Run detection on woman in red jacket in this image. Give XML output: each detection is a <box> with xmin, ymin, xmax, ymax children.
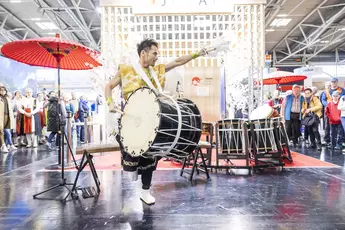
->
<box><xmin>268</xmin><ymin>90</ymin><xmax>283</xmax><ymax>114</ymax></box>
<box><xmin>325</xmin><ymin>91</ymin><xmax>343</xmax><ymax>150</ymax></box>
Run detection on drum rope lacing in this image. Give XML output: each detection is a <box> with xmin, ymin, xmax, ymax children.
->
<box><xmin>130</xmin><ymin>62</ymin><xmax>183</xmax><ymax>156</ymax></box>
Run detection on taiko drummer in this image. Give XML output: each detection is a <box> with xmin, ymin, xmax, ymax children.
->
<box><xmin>105</xmin><ymin>38</ymin><xmax>207</xmax><ymax>205</ymax></box>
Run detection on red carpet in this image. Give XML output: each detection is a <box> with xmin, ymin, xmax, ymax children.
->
<box><xmin>43</xmin><ymin>150</ymin><xmax>339</xmax><ymax>172</ymax></box>
<box><xmin>284</xmin><ymin>151</ymin><xmax>339</xmax><ymax>168</ymax></box>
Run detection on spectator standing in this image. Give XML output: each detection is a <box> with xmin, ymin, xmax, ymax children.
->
<box><xmin>301</xmin><ymin>88</ymin><xmax>322</xmax><ymax>151</ymax></box>
<box><xmin>78</xmin><ymin>96</ymin><xmax>89</xmax><ymax>143</ymax></box>
<box><xmin>281</xmin><ymin>85</ymin><xmax>305</xmax><ymax>146</ymax></box>
<box><xmin>269</xmin><ymin>90</ymin><xmax>283</xmax><ymax>114</ymax></box>
<box><xmin>325</xmin><ymin>91</ymin><xmax>343</xmax><ymax>150</ymax></box>
<box><xmin>46</xmin><ymin>91</ymin><xmax>66</xmax><ymax>151</ymax></box>
<box><xmin>0</xmin><ymin>86</ymin><xmax>16</xmax><ymax>152</ymax></box>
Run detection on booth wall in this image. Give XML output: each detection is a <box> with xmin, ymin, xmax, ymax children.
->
<box><xmin>184</xmin><ymin>63</ymin><xmax>221</xmax><ymax>122</ymax></box>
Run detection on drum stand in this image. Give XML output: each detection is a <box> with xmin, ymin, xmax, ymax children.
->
<box><xmin>70</xmin><ymin>112</ymin><xmax>101</xmax><ymax>199</ymax></box>
<box><xmin>180</xmin><ymin>147</ymin><xmax>210</xmax><ymax>184</ymax></box>
<box><xmin>70</xmin><ymin>148</ymin><xmax>100</xmax><ymax>199</ymax></box>
<box><xmin>250</xmin><ymin>119</ymin><xmax>285</xmax><ymax>172</ymax></box>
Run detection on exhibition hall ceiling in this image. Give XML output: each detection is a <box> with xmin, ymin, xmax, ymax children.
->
<box><xmin>0</xmin><ymin>0</ymin><xmax>344</xmax><ymax>64</ymax></box>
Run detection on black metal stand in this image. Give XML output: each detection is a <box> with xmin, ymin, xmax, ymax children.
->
<box><xmin>70</xmin><ymin>149</ymin><xmax>100</xmax><ymax>199</ymax></box>
<box><xmin>33</xmin><ymin>54</ymin><xmax>78</xmax><ymax>202</ymax></box>
<box><xmin>180</xmin><ymin>147</ymin><xmax>210</xmax><ymax>184</ymax></box>
<box><xmin>250</xmin><ymin>119</ymin><xmax>285</xmax><ymax>173</ymax></box>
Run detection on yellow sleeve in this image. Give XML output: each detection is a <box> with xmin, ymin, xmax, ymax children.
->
<box><xmin>154</xmin><ymin>64</ymin><xmax>166</xmax><ymax>88</ymax></box>
<box><xmin>310</xmin><ymin>97</ymin><xmax>322</xmax><ymax>112</ymax></box>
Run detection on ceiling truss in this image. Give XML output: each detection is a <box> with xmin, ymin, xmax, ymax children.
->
<box><xmin>0</xmin><ymin>0</ymin><xmax>100</xmax><ymax>51</ymax></box>
<box><xmin>0</xmin><ymin>4</ymin><xmax>40</xmax><ymax>43</ymax></box>
<box><xmin>272</xmin><ymin>0</ymin><xmax>345</xmax><ymax>66</ymax></box>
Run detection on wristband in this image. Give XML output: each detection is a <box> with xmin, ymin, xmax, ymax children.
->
<box><xmin>106</xmin><ymin>97</ymin><xmax>113</xmax><ymax>106</ymax></box>
<box><xmin>191</xmin><ymin>52</ymin><xmax>200</xmax><ymax>59</ymax></box>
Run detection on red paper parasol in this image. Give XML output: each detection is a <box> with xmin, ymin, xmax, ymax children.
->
<box><xmin>1</xmin><ymin>33</ymin><xmax>101</xmax><ymax>70</ymax></box>
<box><xmin>0</xmin><ymin>34</ymin><xmax>102</xmax><ymax>201</ymax></box>
<box><xmin>263</xmin><ymin>71</ymin><xmax>307</xmax><ymax>85</ymax></box>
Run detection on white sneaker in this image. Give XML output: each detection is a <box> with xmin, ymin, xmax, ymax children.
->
<box><xmin>9</xmin><ymin>145</ymin><xmax>17</xmax><ymax>150</ymax></box>
<box><xmin>140</xmin><ymin>189</ymin><xmax>155</xmax><ymax>205</ymax></box>
<box><xmin>1</xmin><ymin>145</ymin><xmax>9</xmax><ymax>153</ymax></box>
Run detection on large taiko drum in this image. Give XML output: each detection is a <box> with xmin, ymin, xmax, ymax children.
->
<box><xmin>119</xmin><ymin>87</ymin><xmax>202</xmax><ymax>159</ymax></box>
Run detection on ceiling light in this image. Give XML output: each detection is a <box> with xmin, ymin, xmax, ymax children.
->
<box><xmin>320</xmin><ymin>40</ymin><xmax>329</xmax><ymax>43</ymax></box>
<box><xmin>36</xmin><ymin>22</ymin><xmax>58</xmax><ymax>30</ymax></box>
<box><xmin>337</xmin><ymin>28</ymin><xmax>345</xmax><ymax>31</ymax></box>
<box><xmin>265</xmin><ymin>29</ymin><xmax>275</xmax><ymax>32</ymax></box>
<box><xmin>97</xmin><ymin>7</ymin><xmax>102</xmax><ymax>14</ymax></box>
<box><xmin>277</xmin><ymin>14</ymin><xmax>288</xmax><ymax>17</ymax></box>
<box><xmin>31</xmin><ymin>18</ymin><xmax>41</xmax><ymax>21</ymax></box>
<box><xmin>10</xmin><ymin>0</ymin><xmax>22</xmax><ymax>2</ymax></box>
<box><xmin>270</xmin><ymin>18</ymin><xmax>292</xmax><ymax>27</ymax></box>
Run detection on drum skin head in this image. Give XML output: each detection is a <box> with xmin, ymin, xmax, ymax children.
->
<box><xmin>249</xmin><ymin>105</ymin><xmax>273</xmax><ymax>120</ymax></box>
<box><xmin>120</xmin><ymin>88</ymin><xmax>160</xmax><ymax>157</ymax></box>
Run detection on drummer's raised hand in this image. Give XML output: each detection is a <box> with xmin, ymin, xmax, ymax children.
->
<box><xmin>109</xmin><ymin>103</ymin><xmax>123</xmax><ymax>114</ymax></box>
<box><xmin>107</xmin><ymin>97</ymin><xmax>121</xmax><ymax>114</ymax></box>
<box><xmin>198</xmin><ymin>48</ymin><xmax>208</xmax><ymax>57</ymax></box>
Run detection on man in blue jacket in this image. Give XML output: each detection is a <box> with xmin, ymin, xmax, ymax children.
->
<box><xmin>320</xmin><ymin>78</ymin><xmax>345</xmax><ymax>145</ymax></box>
<box><xmin>281</xmin><ymin>85</ymin><xmax>304</xmax><ymax>146</ymax></box>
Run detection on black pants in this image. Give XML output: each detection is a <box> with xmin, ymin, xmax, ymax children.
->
<box><xmin>324</xmin><ymin>115</ymin><xmax>330</xmax><ymax>143</ymax></box>
<box><xmin>307</xmin><ymin>121</ymin><xmax>321</xmax><ymax>145</ymax></box>
<box><xmin>141</xmin><ymin>170</ymin><xmax>153</xmax><ymax>190</ymax></box>
<box><xmin>116</xmin><ymin>135</ymin><xmax>154</xmax><ymax>189</ymax></box>
<box><xmin>286</xmin><ymin>113</ymin><xmax>301</xmax><ymax>144</ymax></box>
<box><xmin>304</xmin><ymin>127</ymin><xmax>309</xmax><ymax>140</ymax></box>
<box><xmin>330</xmin><ymin>124</ymin><xmax>344</xmax><ymax>147</ymax></box>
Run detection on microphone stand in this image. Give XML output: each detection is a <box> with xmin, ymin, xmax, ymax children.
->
<box><xmin>176</xmin><ymin>81</ymin><xmax>181</xmax><ymax>98</ymax></box>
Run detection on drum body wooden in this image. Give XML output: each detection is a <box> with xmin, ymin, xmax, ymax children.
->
<box><xmin>119</xmin><ymin>87</ymin><xmax>202</xmax><ymax>159</ymax></box>
<box><xmin>217</xmin><ymin>119</ymin><xmax>247</xmax><ymax>154</ymax></box>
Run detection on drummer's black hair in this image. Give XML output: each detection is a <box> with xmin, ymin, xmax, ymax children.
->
<box><xmin>137</xmin><ymin>38</ymin><xmax>158</xmax><ymax>57</ymax></box>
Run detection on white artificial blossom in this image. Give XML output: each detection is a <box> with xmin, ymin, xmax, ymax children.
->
<box><xmin>87</xmin><ymin>33</ymin><xmax>144</xmax><ymax>140</ymax></box>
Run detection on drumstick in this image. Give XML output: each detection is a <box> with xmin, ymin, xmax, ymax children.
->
<box><xmin>114</xmin><ymin>108</ymin><xmax>124</xmax><ymax>115</ymax></box>
<box><xmin>110</xmin><ymin>107</ymin><xmax>124</xmax><ymax>115</ymax></box>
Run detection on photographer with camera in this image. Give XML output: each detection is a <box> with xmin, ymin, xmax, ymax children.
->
<box><xmin>46</xmin><ymin>91</ymin><xmax>67</xmax><ymax>151</ymax></box>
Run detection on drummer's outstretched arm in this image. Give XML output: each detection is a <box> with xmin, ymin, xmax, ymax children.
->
<box><xmin>105</xmin><ymin>71</ymin><xmax>121</xmax><ymax>106</ymax></box>
<box><xmin>165</xmin><ymin>48</ymin><xmax>207</xmax><ymax>72</ymax></box>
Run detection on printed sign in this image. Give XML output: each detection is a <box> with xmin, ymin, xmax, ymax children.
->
<box><xmin>192</xmin><ymin>76</ymin><xmax>201</xmax><ymax>86</ymax></box>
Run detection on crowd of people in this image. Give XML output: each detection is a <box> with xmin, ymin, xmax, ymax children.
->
<box><xmin>3</xmin><ymin>76</ymin><xmax>345</xmax><ymax>156</ymax></box>
<box><xmin>0</xmin><ymin>84</ymin><xmax>91</xmax><ymax>153</ymax></box>
<box><xmin>270</xmin><ymin>77</ymin><xmax>345</xmax><ymax>151</ymax></box>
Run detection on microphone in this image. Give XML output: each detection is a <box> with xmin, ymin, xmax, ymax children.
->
<box><xmin>176</xmin><ymin>81</ymin><xmax>180</xmax><ymax>93</ymax></box>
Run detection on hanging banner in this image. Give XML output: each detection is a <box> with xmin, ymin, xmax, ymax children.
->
<box><xmin>101</xmin><ymin>0</ymin><xmax>266</xmax><ymax>13</ymax></box>
<box><xmin>133</xmin><ymin>0</ymin><xmax>234</xmax><ymax>14</ymax></box>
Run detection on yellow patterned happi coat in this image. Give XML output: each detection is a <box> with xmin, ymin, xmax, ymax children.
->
<box><xmin>119</xmin><ymin>64</ymin><xmax>166</xmax><ymax>101</ymax></box>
